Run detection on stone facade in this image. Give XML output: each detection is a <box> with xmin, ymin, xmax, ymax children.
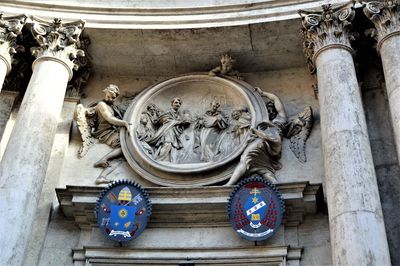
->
<box><xmin>0</xmin><ymin>1</ymin><xmax>399</xmax><ymax>266</ymax></box>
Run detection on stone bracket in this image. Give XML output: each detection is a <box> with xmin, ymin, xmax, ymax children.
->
<box><xmin>56</xmin><ymin>182</ymin><xmax>323</xmax><ymax>230</ymax></box>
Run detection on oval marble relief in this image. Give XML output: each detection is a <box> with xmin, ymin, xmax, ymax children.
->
<box><xmin>121</xmin><ymin>74</ymin><xmax>267</xmax><ymax>186</ymax></box>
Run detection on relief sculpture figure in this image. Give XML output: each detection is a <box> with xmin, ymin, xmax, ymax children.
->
<box><xmin>136</xmin><ymin>104</ymin><xmax>161</xmax><ymax>155</ymax></box>
<box><xmin>208</xmin><ymin>54</ymin><xmax>242</xmax><ymax>80</ymax></box>
<box><xmin>146</xmin><ymin>98</ymin><xmax>191</xmax><ymax>163</ymax></box>
<box><xmin>195</xmin><ymin>101</ymin><xmax>229</xmax><ymax>162</ymax></box>
<box><xmin>75</xmin><ymin>84</ymin><xmax>131</xmax><ymax>184</ymax></box>
<box><xmin>226</xmin><ymin>87</ymin><xmax>313</xmax><ymax>185</ymax></box>
<box><xmin>230</xmin><ymin>108</ymin><xmax>251</xmax><ymax>144</ymax></box>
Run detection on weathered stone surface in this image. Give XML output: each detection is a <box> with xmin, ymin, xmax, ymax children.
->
<box><xmin>363</xmin><ymin>81</ymin><xmax>400</xmax><ymax>266</ymax></box>
<box><xmin>0</xmin><ymin>59</ymin><xmax>70</xmax><ymax>265</ymax></box>
<box><xmin>0</xmin><ymin>90</ymin><xmax>18</xmax><ymax>142</ymax></box>
<box><xmin>37</xmin><ymin>218</ymin><xmax>80</xmax><ymax>266</ymax></box>
<box><xmin>321</xmin><ymin>50</ymin><xmax>389</xmax><ymax>262</ymax></box>
<box><xmin>298</xmin><ymin>215</ymin><xmax>332</xmax><ymax>266</ymax></box>
<box><xmin>0</xmin><ymin>61</ymin><xmax>7</xmax><ymax>90</ymax></box>
<box><xmin>81</xmin><ymin>21</ymin><xmax>307</xmax><ymax>76</ymax></box>
<box><xmin>378</xmin><ymin>34</ymin><xmax>400</xmax><ymax>166</ymax></box>
<box><xmin>315</xmin><ymin>46</ymin><xmax>390</xmax><ymax>266</ymax></box>
<box><xmin>26</xmin><ymin>99</ymin><xmax>79</xmax><ymax>265</ymax></box>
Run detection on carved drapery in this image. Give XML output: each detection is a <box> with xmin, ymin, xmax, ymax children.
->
<box><xmin>30</xmin><ymin>17</ymin><xmax>85</xmax><ymax>80</ymax></box>
<box><xmin>0</xmin><ymin>13</ymin><xmax>27</xmax><ymax>74</ymax></box>
<box><xmin>364</xmin><ymin>0</ymin><xmax>400</xmax><ymax>50</ymax></box>
<box><xmin>299</xmin><ymin>3</ymin><xmax>355</xmax><ymax>74</ymax></box>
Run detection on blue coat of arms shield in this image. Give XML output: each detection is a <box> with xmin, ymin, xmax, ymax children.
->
<box><xmin>109</xmin><ymin>205</ymin><xmax>137</xmax><ymax>232</ymax></box>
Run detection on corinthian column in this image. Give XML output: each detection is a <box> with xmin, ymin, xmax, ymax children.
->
<box><xmin>0</xmin><ymin>13</ymin><xmax>27</xmax><ymax>90</ymax></box>
<box><xmin>364</xmin><ymin>1</ymin><xmax>400</xmax><ymax>165</ymax></box>
<box><xmin>0</xmin><ymin>18</ymin><xmax>85</xmax><ymax>265</ymax></box>
<box><xmin>300</xmin><ymin>4</ymin><xmax>391</xmax><ymax>265</ymax></box>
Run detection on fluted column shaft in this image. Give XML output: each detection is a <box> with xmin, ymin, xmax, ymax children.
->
<box><xmin>300</xmin><ymin>4</ymin><xmax>391</xmax><ymax>265</ymax></box>
<box><xmin>365</xmin><ymin>1</ymin><xmax>400</xmax><ymax>165</ymax></box>
<box><xmin>0</xmin><ymin>18</ymin><xmax>85</xmax><ymax>265</ymax></box>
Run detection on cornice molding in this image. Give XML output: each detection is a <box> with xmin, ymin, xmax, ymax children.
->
<box><xmin>1</xmin><ymin>0</ymin><xmax>350</xmax><ymax>29</ymax></box>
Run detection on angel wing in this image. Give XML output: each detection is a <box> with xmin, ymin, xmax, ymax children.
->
<box><xmin>286</xmin><ymin>106</ymin><xmax>314</xmax><ymax>163</ymax></box>
<box><xmin>74</xmin><ymin>104</ymin><xmax>96</xmax><ymax>158</ymax></box>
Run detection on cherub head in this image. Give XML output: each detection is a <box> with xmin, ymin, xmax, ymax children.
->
<box><xmin>220</xmin><ymin>54</ymin><xmax>235</xmax><ymax>71</ymax></box>
<box><xmin>103</xmin><ymin>84</ymin><xmax>120</xmax><ymax>103</ymax></box>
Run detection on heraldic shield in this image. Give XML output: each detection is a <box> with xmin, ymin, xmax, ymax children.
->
<box><xmin>96</xmin><ymin>180</ymin><xmax>152</xmax><ymax>242</ymax></box>
<box><xmin>227</xmin><ymin>175</ymin><xmax>284</xmax><ymax>241</ymax></box>
<box><xmin>244</xmin><ymin>188</ymin><xmax>269</xmax><ymax>229</ymax></box>
<box><xmin>109</xmin><ymin>204</ymin><xmax>137</xmax><ymax>232</ymax></box>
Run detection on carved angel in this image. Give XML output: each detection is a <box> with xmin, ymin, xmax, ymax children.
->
<box><xmin>208</xmin><ymin>54</ymin><xmax>243</xmax><ymax>80</ymax></box>
<box><xmin>74</xmin><ymin>84</ymin><xmax>131</xmax><ymax>184</ymax></box>
<box><xmin>286</xmin><ymin>106</ymin><xmax>313</xmax><ymax>163</ymax></box>
<box><xmin>226</xmin><ymin>88</ymin><xmax>314</xmax><ymax>185</ymax></box>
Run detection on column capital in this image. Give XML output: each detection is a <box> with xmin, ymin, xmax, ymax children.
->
<box><xmin>30</xmin><ymin>17</ymin><xmax>85</xmax><ymax>81</ymax></box>
<box><xmin>364</xmin><ymin>1</ymin><xmax>400</xmax><ymax>50</ymax></box>
<box><xmin>0</xmin><ymin>13</ymin><xmax>28</xmax><ymax>74</ymax></box>
<box><xmin>299</xmin><ymin>3</ymin><xmax>356</xmax><ymax>73</ymax></box>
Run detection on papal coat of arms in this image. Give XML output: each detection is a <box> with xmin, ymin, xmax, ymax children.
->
<box><xmin>96</xmin><ymin>180</ymin><xmax>152</xmax><ymax>242</ymax></box>
<box><xmin>227</xmin><ymin>175</ymin><xmax>284</xmax><ymax>241</ymax></box>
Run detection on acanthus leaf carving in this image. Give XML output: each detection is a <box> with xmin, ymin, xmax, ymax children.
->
<box><xmin>0</xmin><ymin>13</ymin><xmax>28</xmax><ymax>73</ymax></box>
<box><xmin>30</xmin><ymin>17</ymin><xmax>85</xmax><ymax>77</ymax></box>
<box><xmin>364</xmin><ymin>0</ymin><xmax>400</xmax><ymax>50</ymax></box>
<box><xmin>66</xmin><ymin>36</ymin><xmax>92</xmax><ymax>98</ymax></box>
<box><xmin>299</xmin><ymin>3</ymin><xmax>356</xmax><ymax>74</ymax></box>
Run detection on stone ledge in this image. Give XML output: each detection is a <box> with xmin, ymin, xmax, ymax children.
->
<box><xmin>56</xmin><ymin>182</ymin><xmax>323</xmax><ymax>229</ymax></box>
<box><xmin>73</xmin><ymin>245</ymin><xmax>303</xmax><ymax>265</ymax></box>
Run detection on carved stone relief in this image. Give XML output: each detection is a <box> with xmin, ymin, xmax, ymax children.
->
<box><xmin>136</xmin><ymin>97</ymin><xmax>250</xmax><ymax>165</ymax></box>
<box><xmin>75</xmin><ymin>84</ymin><xmax>131</xmax><ymax>184</ymax></box>
<box><xmin>74</xmin><ymin>57</ymin><xmax>313</xmax><ymax>187</ymax></box>
<box><xmin>119</xmin><ymin>74</ymin><xmax>268</xmax><ymax>186</ymax></box>
<box><xmin>208</xmin><ymin>54</ymin><xmax>242</xmax><ymax>80</ymax></box>
<box><xmin>118</xmin><ymin>74</ymin><xmax>313</xmax><ymax>186</ymax></box>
